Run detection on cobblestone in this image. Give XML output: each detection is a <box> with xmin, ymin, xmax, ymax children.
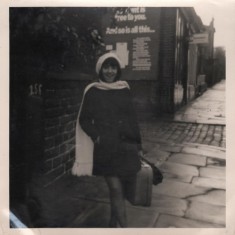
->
<box><xmin>141</xmin><ymin>121</ymin><xmax>225</xmax><ymax>148</ymax></box>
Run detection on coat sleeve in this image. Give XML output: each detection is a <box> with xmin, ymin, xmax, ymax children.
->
<box><xmin>79</xmin><ymin>89</ymin><xmax>99</xmax><ymax>142</ymax></box>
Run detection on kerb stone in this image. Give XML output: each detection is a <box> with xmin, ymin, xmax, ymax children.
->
<box><xmin>159</xmin><ymin>145</ymin><xmax>183</xmax><ymax>153</ymax></box>
<box><xmin>182</xmin><ymin>147</ymin><xmax>225</xmax><ymax>160</ymax></box>
<box><xmin>169</xmin><ymin>153</ymin><xmax>207</xmax><ymax>166</ymax></box>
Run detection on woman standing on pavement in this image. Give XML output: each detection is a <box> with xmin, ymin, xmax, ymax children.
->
<box><xmin>72</xmin><ymin>51</ymin><xmax>144</xmax><ymax>227</ymax></box>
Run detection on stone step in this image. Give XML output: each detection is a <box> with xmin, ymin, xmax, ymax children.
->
<box><xmin>188</xmin><ymin>189</ymin><xmax>225</xmax><ymax>206</ymax></box>
<box><xmin>185</xmin><ymin>201</ymin><xmax>225</xmax><ymax>225</ymax></box>
<box><xmin>153</xmin><ymin>180</ymin><xmax>209</xmax><ymax>198</ymax></box>
<box><xmin>154</xmin><ymin>214</ymin><xmax>224</xmax><ymax>228</ymax></box>
<box><xmin>169</xmin><ymin>153</ymin><xmax>207</xmax><ymax>166</ymax></box>
<box><xmin>192</xmin><ymin>177</ymin><xmax>225</xmax><ymax>190</ymax></box>
<box><xmin>199</xmin><ymin>167</ymin><xmax>225</xmax><ymax>180</ymax></box>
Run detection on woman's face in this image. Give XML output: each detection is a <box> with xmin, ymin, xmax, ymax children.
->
<box><xmin>101</xmin><ymin>64</ymin><xmax>118</xmax><ymax>83</ymax></box>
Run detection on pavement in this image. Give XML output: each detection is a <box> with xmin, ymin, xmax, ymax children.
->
<box><xmin>174</xmin><ymin>80</ymin><xmax>225</xmax><ymax>125</ymax></box>
<box><xmin>3</xmin><ymin>80</ymin><xmax>226</xmax><ymax>231</ymax></box>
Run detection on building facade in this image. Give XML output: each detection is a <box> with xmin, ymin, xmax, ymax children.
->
<box><xmin>101</xmin><ymin>7</ymin><xmax>210</xmax><ymax>114</ymax></box>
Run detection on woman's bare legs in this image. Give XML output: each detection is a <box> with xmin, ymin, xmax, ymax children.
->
<box><xmin>105</xmin><ymin>176</ymin><xmax>127</xmax><ymax>228</ymax></box>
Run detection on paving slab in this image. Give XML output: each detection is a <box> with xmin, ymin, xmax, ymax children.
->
<box><xmin>207</xmin><ymin>157</ymin><xmax>226</xmax><ymax>167</ymax></box>
<box><xmin>153</xmin><ymin>180</ymin><xmax>209</xmax><ymax>198</ymax></box>
<box><xmin>72</xmin><ymin>180</ymin><xmax>109</xmax><ymax>201</ymax></box>
<box><xmin>162</xmin><ymin>172</ymin><xmax>193</xmax><ymax>183</ymax></box>
<box><xmin>185</xmin><ymin>201</ymin><xmax>225</xmax><ymax>225</ymax></box>
<box><xmin>192</xmin><ymin>177</ymin><xmax>225</xmax><ymax>190</ymax></box>
<box><xmin>151</xmin><ymin>194</ymin><xmax>188</xmax><ymax>216</ymax></box>
<box><xmin>188</xmin><ymin>189</ymin><xmax>225</xmax><ymax>206</ymax></box>
<box><xmin>154</xmin><ymin>214</ymin><xmax>224</xmax><ymax>228</ymax></box>
<box><xmin>199</xmin><ymin>167</ymin><xmax>225</xmax><ymax>180</ymax></box>
<box><xmin>160</xmin><ymin>162</ymin><xmax>199</xmax><ymax>177</ymax></box>
<box><xmin>144</xmin><ymin>147</ymin><xmax>170</xmax><ymax>166</ymax></box>
<box><xmin>69</xmin><ymin>202</ymin><xmax>160</xmax><ymax>228</ymax></box>
<box><xmin>182</xmin><ymin>146</ymin><xmax>226</xmax><ymax>160</ymax></box>
<box><xmin>68</xmin><ymin>203</ymin><xmax>104</xmax><ymax>227</ymax></box>
<box><xmin>169</xmin><ymin>153</ymin><xmax>207</xmax><ymax>166</ymax></box>
<box><xmin>126</xmin><ymin>206</ymin><xmax>159</xmax><ymax>228</ymax></box>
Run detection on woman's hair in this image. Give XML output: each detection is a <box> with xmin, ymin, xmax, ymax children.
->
<box><xmin>99</xmin><ymin>57</ymin><xmax>122</xmax><ymax>82</ymax></box>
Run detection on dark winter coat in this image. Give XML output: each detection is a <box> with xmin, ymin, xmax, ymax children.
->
<box><xmin>79</xmin><ymin>86</ymin><xmax>142</xmax><ymax>176</ymax></box>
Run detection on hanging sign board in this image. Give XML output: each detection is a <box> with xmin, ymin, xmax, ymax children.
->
<box><xmin>101</xmin><ymin>7</ymin><xmax>161</xmax><ymax>80</ymax></box>
<box><xmin>189</xmin><ymin>33</ymin><xmax>209</xmax><ymax>44</ymax></box>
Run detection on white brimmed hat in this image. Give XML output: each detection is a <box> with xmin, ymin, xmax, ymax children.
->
<box><xmin>95</xmin><ymin>51</ymin><xmax>122</xmax><ymax>75</ymax></box>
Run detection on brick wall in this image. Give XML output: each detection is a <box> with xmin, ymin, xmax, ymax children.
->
<box><xmin>43</xmin><ymin>74</ymin><xmax>92</xmax><ymax>186</ymax></box>
<box><xmin>158</xmin><ymin>8</ymin><xmax>177</xmax><ymax>113</ymax></box>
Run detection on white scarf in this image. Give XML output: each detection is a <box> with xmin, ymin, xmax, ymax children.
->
<box><xmin>71</xmin><ymin>80</ymin><xmax>130</xmax><ymax>176</ymax></box>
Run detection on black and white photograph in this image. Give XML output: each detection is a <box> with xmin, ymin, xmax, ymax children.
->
<box><xmin>0</xmin><ymin>0</ymin><xmax>234</xmax><ymax>234</ymax></box>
